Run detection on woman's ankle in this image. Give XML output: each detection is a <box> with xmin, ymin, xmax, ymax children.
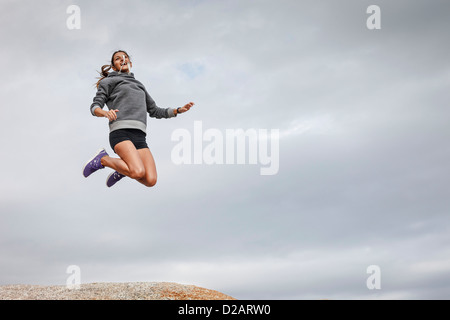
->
<box><xmin>100</xmin><ymin>155</ymin><xmax>109</xmax><ymax>167</ymax></box>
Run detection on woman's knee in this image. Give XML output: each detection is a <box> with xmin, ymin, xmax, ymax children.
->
<box><xmin>129</xmin><ymin>166</ymin><xmax>145</xmax><ymax>180</ymax></box>
<box><xmin>144</xmin><ymin>176</ymin><xmax>157</xmax><ymax>187</ymax></box>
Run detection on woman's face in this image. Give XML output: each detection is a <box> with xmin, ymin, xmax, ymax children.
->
<box><xmin>112</xmin><ymin>52</ymin><xmax>132</xmax><ymax>72</ymax></box>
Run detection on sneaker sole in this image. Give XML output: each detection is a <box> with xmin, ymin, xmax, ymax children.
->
<box><xmin>82</xmin><ymin>148</ymin><xmax>106</xmax><ymax>178</ymax></box>
<box><xmin>106</xmin><ymin>171</ymin><xmax>115</xmax><ymax>187</ymax></box>
<box><xmin>106</xmin><ymin>171</ymin><xmax>124</xmax><ymax>188</ymax></box>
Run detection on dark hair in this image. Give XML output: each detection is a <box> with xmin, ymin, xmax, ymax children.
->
<box><xmin>95</xmin><ymin>50</ymin><xmax>130</xmax><ymax>88</ymax></box>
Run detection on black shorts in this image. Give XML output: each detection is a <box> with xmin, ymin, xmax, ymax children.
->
<box><xmin>109</xmin><ymin>129</ymin><xmax>149</xmax><ymax>153</ymax></box>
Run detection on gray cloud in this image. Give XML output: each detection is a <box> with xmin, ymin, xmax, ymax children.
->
<box><xmin>1</xmin><ymin>0</ymin><xmax>450</xmax><ymax>299</ymax></box>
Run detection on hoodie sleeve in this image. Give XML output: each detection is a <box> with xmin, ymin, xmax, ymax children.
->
<box><xmin>90</xmin><ymin>80</ymin><xmax>110</xmax><ymax>116</ymax></box>
<box><xmin>145</xmin><ymin>90</ymin><xmax>177</xmax><ymax>119</ymax></box>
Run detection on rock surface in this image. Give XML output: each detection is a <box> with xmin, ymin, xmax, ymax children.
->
<box><xmin>0</xmin><ymin>282</ymin><xmax>236</xmax><ymax>300</ymax></box>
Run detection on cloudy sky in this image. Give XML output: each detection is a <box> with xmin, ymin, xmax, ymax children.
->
<box><xmin>1</xmin><ymin>0</ymin><xmax>450</xmax><ymax>299</ymax></box>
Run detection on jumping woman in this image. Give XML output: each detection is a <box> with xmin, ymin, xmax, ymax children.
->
<box><xmin>83</xmin><ymin>50</ymin><xmax>194</xmax><ymax>187</ymax></box>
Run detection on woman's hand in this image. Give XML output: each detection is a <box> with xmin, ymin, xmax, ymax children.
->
<box><xmin>94</xmin><ymin>108</ymin><xmax>119</xmax><ymax>121</ymax></box>
<box><xmin>176</xmin><ymin>102</ymin><xmax>195</xmax><ymax>115</ymax></box>
<box><xmin>104</xmin><ymin>109</ymin><xmax>119</xmax><ymax>121</ymax></box>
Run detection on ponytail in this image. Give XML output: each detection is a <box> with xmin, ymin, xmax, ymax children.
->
<box><xmin>95</xmin><ymin>64</ymin><xmax>112</xmax><ymax>88</ymax></box>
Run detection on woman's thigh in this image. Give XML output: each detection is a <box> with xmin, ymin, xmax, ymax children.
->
<box><xmin>114</xmin><ymin>140</ymin><xmax>145</xmax><ymax>178</ymax></box>
<box><xmin>137</xmin><ymin>147</ymin><xmax>157</xmax><ymax>186</ymax></box>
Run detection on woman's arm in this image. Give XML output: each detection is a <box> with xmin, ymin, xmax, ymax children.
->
<box><xmin>173</xmin><ymin>102</ymin><xmax>195</xmax><ymax>115</ymax></box>
<box><xmin>90</xmin><ymin>80</ymin><xmax>111</xmax><ymax>116</ymax></box>
<box><xmin>145</xmin><ymin>91</ymin><xmax>176</xmax><ymax>119</ymax></box>
<box><xmin>94</xmin><ymin>108</ymin><xmax>119</xmax><ymax>121</ymax></box>
<box><xmin>144</xmin><ymin>86</ymin><xmax>194</xmax><ymax>118</ymax></box>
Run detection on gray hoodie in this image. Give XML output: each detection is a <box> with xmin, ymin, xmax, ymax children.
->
<box><xmin>90</xmin><ymin>71</ymin><xmax>176</xmax><ymax>133</ymax></box>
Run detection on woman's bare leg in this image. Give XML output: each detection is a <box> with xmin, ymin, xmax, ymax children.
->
<box><xmin>100</xmin><ymin>141</ymin><xmax>145</xmax><ymax>180</ymax></box>
<box><xmin>100</xmin><ymin>142</ymin><xmax>157</xmax><ymax>187</ymax></box>
<box><xmin>136</xmin><ymin>148</ymin><xmax>158</xmax><ymax>187</ymax></box>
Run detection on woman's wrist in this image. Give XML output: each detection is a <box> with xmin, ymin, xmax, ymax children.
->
<box><xmin>94</xmin><ymin>107</ymin><xmax>106</xmax><ymax>117</ymax></box>
<box><xmin>102</xmin><ymin>110</ymin><xmax>110</xmax><ymax>118</ymax></box>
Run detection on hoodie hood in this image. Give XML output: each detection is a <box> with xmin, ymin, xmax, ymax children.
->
<box><xmin>107</xmin><ymin>71</ymin><xmax>135</xmax><ymax>78</ymax></box>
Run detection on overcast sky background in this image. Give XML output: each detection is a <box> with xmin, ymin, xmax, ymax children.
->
<box><xmin>1</xmin><ymin>0</ymin><xmax>450</xmax><ymax>299</ymax></box>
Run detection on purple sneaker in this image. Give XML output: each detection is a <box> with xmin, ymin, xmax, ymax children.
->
<box><xmin>106</xmin><ymin>171</ymin><xmax>125</xmax><ymax>187</ymax></box>
<box><xmin>83</xmin><ymin>148</ymin><xmax>108</xmax><ymax>178</ymax></box>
